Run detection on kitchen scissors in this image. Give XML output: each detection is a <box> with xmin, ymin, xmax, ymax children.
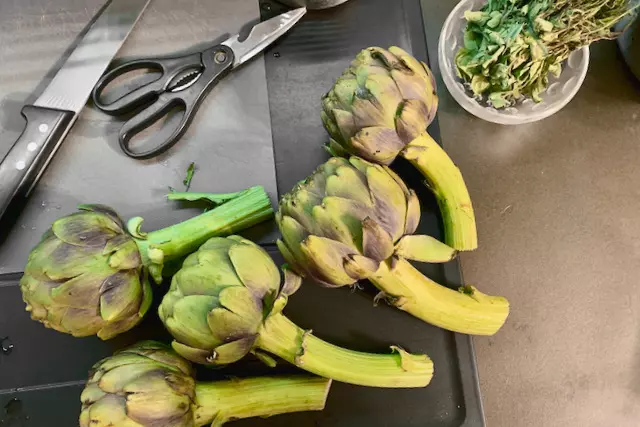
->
<box><xmin>92</xmin><ymin>7</ymin><xmax>306</xmax><ymax>159</ymax></box>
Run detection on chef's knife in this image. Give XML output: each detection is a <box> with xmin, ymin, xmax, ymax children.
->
<box><xmin>0</xmin><ymin>0</ymin><xmax>151</xmax><ymax>219</ymax></box>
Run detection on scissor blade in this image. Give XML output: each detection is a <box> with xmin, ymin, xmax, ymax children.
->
<box><xmin>222</xmin><ymin>7</ymin><xmax>307</xmax><ymax>68</ymax></box>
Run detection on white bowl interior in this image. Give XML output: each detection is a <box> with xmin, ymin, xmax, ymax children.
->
<box><xmin>437</xmin><ymin>0</ymin><xmax>589</xmax><ymax>125</ymax></box>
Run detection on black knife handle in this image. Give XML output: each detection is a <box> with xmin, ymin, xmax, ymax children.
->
<box><xmin>0</xmin><ymin>105</ymin><xmax>74</xmax><ymax>219</ymax></box>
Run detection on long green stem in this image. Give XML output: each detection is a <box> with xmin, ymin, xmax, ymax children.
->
<box><xmin>193</xmin><ymin>376</ymin><xmax>331</xmax><ymax>427</ymax></box>
<box><xmin>256</xmin><ymin>313</ymin><xmax>433</xmax><ymax>388</ymax></box>
<box><xmin>370</xmin><ymin>258</ymin><xmax>509</xmax><ymax>336</ymax></box>
<box><xmin>402</xmin><ymin>133</ymin><xmax>478</xmax><ymax>251</ymax></box>
<box><xmin>135</xmin><ymin>186</ymin><xmax>273</xmax><ymax>264</ymax></box>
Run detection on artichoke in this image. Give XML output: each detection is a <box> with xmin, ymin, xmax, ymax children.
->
<box><xmin>321</xmin><ymin>46</ymin><xmax>478</xmax><ymax>251</ymax></box>
<box><xmin>159</xmin><ymin>236</ymin><xmax>433</xmax><ymax>388</ymax></box>
<box><xmin>277</xmin><ymin>156</ymin><xmax>509</xmax><ymax>336</ymax></box>
<box><xmin>80</xmin><ymin>341</ymin><xmax>330</xmax><ymax>427</ymax></box>
<box><xmin>21</xmin><ymin>186</ymin><xmax>273</xmax><ymax>340</ymax></box>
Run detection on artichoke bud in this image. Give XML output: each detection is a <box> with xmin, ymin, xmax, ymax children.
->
<box><xmin>322</xmin><ymin>46</ymin><xmax>438</xmax><ymax>162</ymax></box>
<box><xmin>277</xmin><ymin>156</ymin><xmax>422</xmax><ymax>288</ymax></box>
<box><xmin>20</xmin><ymin>205</ymin><xmax>152</xmax><ymax>340</ymax></box>
<box><xmin>80</xmin><ymin>341</ymin><xmax>196</xmax><ymax>427</ymax></box>
<box><xmin>159</xmin><ymin>236</ymin><xmax>297</xmax><ymax>366</ymax></box>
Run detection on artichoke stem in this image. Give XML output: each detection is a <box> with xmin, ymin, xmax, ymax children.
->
<box><xmin>402</xmin><ymin>133</ymin><xmax>478</xmax><ymax>251</ymax></box>
<box><xmin>136</xmin><ymin>186</ymin><xmax>273</xmax><ymax>264</ymax></box>
<box><xmin>256</xmin><ymin>313</ymin><xmax>433</xmax><ymax>388</ymax></box>
<box><xmin>370</xmin><ymin>259</ymin><xmax>509</xmax><ymax>335</ymax></box>
<box><xmin>193</xmin><ymin>376</ymin><xmax>330</xmax><ymax>426</ymax></box>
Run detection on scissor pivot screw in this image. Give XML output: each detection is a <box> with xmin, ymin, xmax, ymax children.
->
<box><xmin>214</xmin><ymin>51</ymin><xmax>228</xmax><ymax>63</ymax></box>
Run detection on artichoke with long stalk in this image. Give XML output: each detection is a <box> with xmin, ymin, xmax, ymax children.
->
<box><xmin>277</xmin><ymin>156</ymin><xmax>508</xmax><ymax>336</ymax></box>
<box><xmin>80</xmin><ymin>341</ymin><xmax>331</xmax><ymax>427</ymax></box>
<box><xmin>20</xmin><ymin>186</ymin><xmax>273</xmax><ymax>340</ymax></box>
<box><xmin>159</xmin><ymin>236</ymin><xmax>433</xmax><ymax>388</ymax></box>
<box><xmin>321</xmin><ymin>46</ymin><xmax>477</xmax><ymax>251</ymax></box>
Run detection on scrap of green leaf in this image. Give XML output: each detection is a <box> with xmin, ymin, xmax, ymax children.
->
<box><xmin>183</xmin><ymin>162</ymin><xmax>195</xmax><ymax>190</ymax></box>
<box><xmin>454</xmin><ymin>0</ymin><xmax>638</xmax><ymax>108</ymax></box>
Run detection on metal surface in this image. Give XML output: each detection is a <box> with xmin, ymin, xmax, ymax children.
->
<box><xmin>222</xmin><ymin>7</ymin><xmax>307</xmax><ymax>67</ymax></box>
<box><xmin>34</xmin><ymin>0</ymin><xmax>151</xmax><ymax>114</ymax></box>
<box><xmin>422</xmin><ymin>1</ymin><xmax>640</xmax><ymax>427</ymax></box>
<box><xmin>276</xmin><ymin>0</ymin><xmax>350</xmax><ymax>10</ymax></box>
<box><xmin>0</xmin><ymin>0</ymin><xmax>486</xmax><ymax>426</ymax></box>
<box><xmin>0</xmin><ymin>0</ymin><xmax>279</xmax><ymax>273</ymax></box>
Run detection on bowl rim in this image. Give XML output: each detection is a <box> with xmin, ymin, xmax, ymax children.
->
<box><xmin>437</xmin><ymin>0</ymin><xmax>590</xmax><ymax>125</ymax></box>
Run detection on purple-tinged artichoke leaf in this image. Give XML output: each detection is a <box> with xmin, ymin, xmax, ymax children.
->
<box><xmin>59</xmin><ymin>307</ymin><xmax>103</xmax><ymax>337</ymax></box>
<box><xmin>362</xmin><ymin>218</ymin><xmax>394</xmax><ymax>262</ymax></box>
<box><xmin>404</xmin><ymin>189</ymin><xmax>421</xmax><ymax>235</ymax></box>
<box><xmin>52</xmin><ymin>212</ymin><xmax>120</xmax><ymax>247</ymax></box>
<box><xmin>366</xmin><ymin>165</ymin><xmax>408</xmax><ymax>241</ymax></box>
<box><xmin>363</xmin><ymin>74</ymin><xmax>403</xmax><ymax>123</ymax></box>
<box><xmin>396</xmin><ymin>99</ymin><xmax>431</xmax><ymax>144</ymax></box>
<box><xmin>41</xmin><ymin>242</ymin><xmax>104</xmax><ymax>281</ymax></box>
<box><xmin>83</xmin><ymin>395</ymin><xmax>131</xmax><ymax>427</ymax></box>
<box><xmin>171</xmin><ymin>341</ymin><xmax>213</xmax><ymax>366</ymax></box>
<box><xmin>369</xmin><ymin>47</ymin><xmax>402</xmax><ymax>69</ymax></box>
<box><xmin>300</xmin><ymin>236</ymin><xmax>356</xmax><ymax>286</ymax></box>
<box><xmin>351</xmin><ymin>96</ymin><xmax>388</xmax><ymax>130</ymax></box>
<box><xmin>99</xmin><ymin>271</ymin><xmax>142</xmax><ymax>323</ymax></box>
<box><xmin>333</xmin><ymin>109</ymin><xmax>358</xmax><ymax>143</ymax></box>
<box><xmin>343</xmin><ymin>254</ymin><xmax>380</xmax><ymax>280</ymax></box>
<box><xmin>124</xmin><ymin>373</ymin><xmax>192</xmax><ymax>424</ymax></box>
<box><xmin>77</xmin><ymin>204</ymin><xmax>125</xmax><ymax>230</ymax></box>
<box><xmin>280</xmin><ymin>268</ymin><xmax>303</xmax><ymax>297</ymax></box>
<box><xmin>350</xmin><ymin>126</ymin><xmax>404</xmax><ymax>165</ymax></box>
<box><xmin>49</xmin><ymin>270</ymin><xmax>105</xmax><ymax>307</ymax></box>
<box><xmin>97</xmin><ymin>362</ymin><xmax>160</xmax><ymax>393</ymax></box>
<box><xmin>388</xmin><ymin>46</ymin><xmax>428</xmax><ymax>78</ymax></box>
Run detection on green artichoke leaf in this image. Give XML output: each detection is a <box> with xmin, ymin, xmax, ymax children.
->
<box><xmin>228</xmin><ymin>242</ymin><xmax>280</xmax><ymax>298</ymax></box>
<box><xmin>166</xmin><ymin>295</ymin><xmax>221</xmax><ymax>349</ymax></box>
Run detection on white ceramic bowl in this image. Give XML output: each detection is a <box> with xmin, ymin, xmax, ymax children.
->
<box><xmin>438</xmin><ymin>0</ymin><xmax>590</xmax><ymax>125</ymax></box>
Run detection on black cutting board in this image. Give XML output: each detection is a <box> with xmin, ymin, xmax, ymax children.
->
<box><xmin>0</xmin><ymin>0</ymin><xmax>485</xmax><ymax>426</ymax></box>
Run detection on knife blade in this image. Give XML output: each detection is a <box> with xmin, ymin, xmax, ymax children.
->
<box><xmin>0</xmin><ymin>0</ymin><xmax>151</xmax><ymax>219</ymax></box>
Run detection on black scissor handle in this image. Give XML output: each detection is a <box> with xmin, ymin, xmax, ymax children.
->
<box><xmin>118</xmin><ymin>94</ymin><xmax>189</xmax><ymax>159</ymax></box>
<box><xmin>117</xmin><ymin>45</ymin><xmax>235</xmax><ymax>159</ymax></box>
<box><xmin>92</xmin><ymin>55</ymin><xmax>201</xmax><ymax>115</ymax></box>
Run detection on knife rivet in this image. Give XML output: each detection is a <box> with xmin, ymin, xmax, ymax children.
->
<box><xmin>27</xmin><ymin>142</ymin><xmax>38</xmax><ymax>152</ymax></box>
<box><xmin>38</xmin><ymin>124</ymin><xmax>49</xmax><ymax>133</ymax></box>
<box><xmin>214</xmin><ymin>52</ymin><xmax>228</xmax><ymax>64</ymax></box>
<box><xmin>16</xmin><ymin>160</ymin><xmax>26</xmax><ymax>171</ymax></box>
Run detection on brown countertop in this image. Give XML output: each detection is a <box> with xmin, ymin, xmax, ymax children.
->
<box><xmin>424</xmin><ymin>2</ymin><xmax>640</xmax><ymax>426</ymax></box>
